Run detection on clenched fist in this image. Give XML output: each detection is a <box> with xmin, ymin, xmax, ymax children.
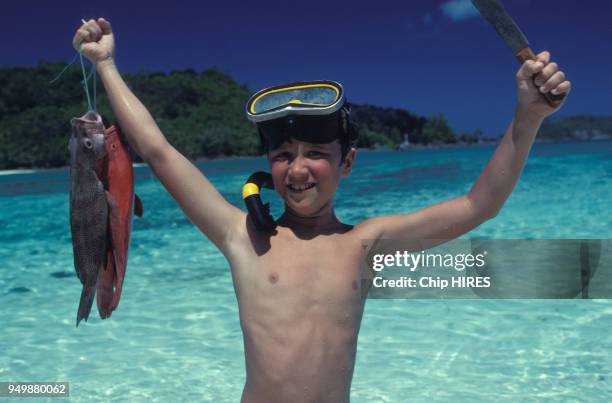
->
<box><xmin>72</xmin><ymin>18</ymin><xmax>114</xmax><ymax>65</ymax></box>
<box><xmin>516</xmin><ymin>50</ymin><xmax>571</xmax><ymax>119</ymax></box>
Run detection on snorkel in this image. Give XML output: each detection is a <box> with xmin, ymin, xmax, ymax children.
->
<box><xmin>243</xmin><ymin>80</ymin><xmax>356</xmax><ymax>232</ymax></box>
<box><xmin>242</xmin><ymin>171</ymin><xmax>276</xmax><ymax>232</ymax></box>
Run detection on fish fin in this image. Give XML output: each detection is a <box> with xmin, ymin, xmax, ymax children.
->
<box><xmin>105</xmin><ymin>190</ymin><xmax>126</xmax><ymax>312</ymax></box>
<box><xmin>134</xmin><ymin>194</ymin><xmax>144</xmax><ymax>217</ymax></box>
<box><xmin>96</xmin><ymin>249</ymin><xmax>116</xmax><ymax>319</ymax></box>
<box><xmin>105</xmin><ymin>190</ymin><xmax>118</xmax><ymax>212</ymax></box>
<box><xmin>76</xmin><ymin>284</ymin><xmax>96</xmax><ymax>327</ymax></box>
<box><xmin>110</xmin><ymin>247</ymin><xmax>123</xmax><ymax>311</ymax></box>
<box><xmin>105</xmin><ymin>190</ymin><xmax>123</xmax><ymax>272</ymax></box>
<box><xmin>74</xmin><ymin>264</ymin><xmax>83</xmax><ymax>283</ymax></box>
<box><xmin>105</xmin><ymin>190</ymin><xmax>121</xmax><ymax>248</ymax></box>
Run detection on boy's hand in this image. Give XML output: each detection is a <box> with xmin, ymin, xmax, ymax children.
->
<box><xmin>72</xmin><ymin>18</ymin><xmax>115</xmax><ymax>65</ymax></box>
<box><xmin>516</xmin><ymin>51</ymin><xmax>571</xmax><ymax>119</ymax></box>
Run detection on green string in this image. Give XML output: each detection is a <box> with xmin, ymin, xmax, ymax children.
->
<box><xmin>51</xmin><ymin>18</ymin><xmax>98</xmax><ymax>111</ymax></box>
<box><xmin>48</xmin><ymin>54</ymin><xmax>79</xmax><ymax>84</ymax></box>
<box><xmin>52</xmin><ymin>52</ymin><xmax>97</xmax><ymax>112</ymax></box>
<box><xmin>78</xmin><ymin>51</ymin><xmax>93</xmax><ymax>111</ymax></box>
<box><xmin>93</xmin><ymin>64</ymin><xmax>97</xmax><ymax>111</ymax></box>
<box><xmin>81</xmin><ymin>60</ymin><xmax>97</xmax><ymax>110</ymax></box>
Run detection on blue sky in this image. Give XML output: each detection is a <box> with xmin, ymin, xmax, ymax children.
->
<box><xmin>2</xmin><ymin>0</ymin><xmax>611</xmax><ymax>136</ymax></box>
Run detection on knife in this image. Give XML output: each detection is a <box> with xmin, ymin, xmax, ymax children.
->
<box><xmin>471</xmin><ymin>0</ymin><xmax>565</xmax><ymax>107</ymax></box>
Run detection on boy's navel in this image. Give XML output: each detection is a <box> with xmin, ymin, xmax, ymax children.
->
<box><xmin>269</xmin><ymin>272</ymin><xmax>279</xmax><ymax>284</ymax></box>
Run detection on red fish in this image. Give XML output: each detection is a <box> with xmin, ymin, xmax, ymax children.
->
<box><xmin>96</xmin><ymin>124</ymin><xmax>143</xmax><ymax>318</ymax></box>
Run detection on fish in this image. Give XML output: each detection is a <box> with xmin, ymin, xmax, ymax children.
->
<box><xmin>69</xmin><ymin>111</ymin><xmax>109</xmax><ymax>326</ymax></box>
<box><xmin>96</xmin><ymin>124</ymin><xmax>143</xmax><ymax>318</ymax></box>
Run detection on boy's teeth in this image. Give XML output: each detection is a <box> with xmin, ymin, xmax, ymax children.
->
<box><xmin>289</xmin><ymin>183</ymin><xmax>314</xmax><ymax>191</ymax></box>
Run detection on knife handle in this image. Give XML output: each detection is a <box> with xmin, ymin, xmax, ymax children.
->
<box><xmin>516</xmin><ymin>47</ymin><xmax>566</xmax><ymax>108</ymax></box>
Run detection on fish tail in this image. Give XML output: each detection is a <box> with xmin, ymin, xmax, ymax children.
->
<box><xmin>76</xmin><ymin>285</ymin><xmax>96</xmax><ymax>327</ymax></box>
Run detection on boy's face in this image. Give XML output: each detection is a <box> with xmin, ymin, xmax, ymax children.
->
<box><xmin>268</xmin><ymin>139</ymin><xmax>355</xmax><ymax>217</ymax></box>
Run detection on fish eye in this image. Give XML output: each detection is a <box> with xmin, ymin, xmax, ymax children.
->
<box><xmin>83</xmin><ymin>139</ymin><xmax>93</xmax><ymax>149</ymax></box>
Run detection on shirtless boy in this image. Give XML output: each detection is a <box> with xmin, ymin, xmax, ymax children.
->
<box><xmin>73</xmin><ymin>18</ymin><xmax>571</xmax><ymax>402</ymax></box>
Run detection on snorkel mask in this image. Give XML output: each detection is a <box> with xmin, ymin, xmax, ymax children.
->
<box><xmin>242</xmin><ymin>80</ymin><xmax>356</xmax><ymax>232</ymax></box>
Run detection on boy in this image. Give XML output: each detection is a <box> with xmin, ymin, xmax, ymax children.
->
<box><xmin>74</xmin><ymin>18</ymin><xmax>571</xmax><ymax>402</ymax></box>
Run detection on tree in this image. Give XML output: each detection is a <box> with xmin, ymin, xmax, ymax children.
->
<box><xmin>421</xmin><ymin>114</ymin><xmax>456</xmax><ymax>144</ymax></box>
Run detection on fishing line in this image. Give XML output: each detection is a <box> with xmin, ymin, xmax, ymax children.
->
<box><xmin>48</xmin><ymin>53</ymin><xmax>79</xmax><ymax>84</ymax></box>
<box><xmin>93</xmin><ymin>63</ymin><xmax>97</xmax><ymax>111</ymax></box>
<box><xmin>78</xmin><ymin>51</ymin><xmax>94</xmax><ymax>111</ymax></box>
<box><xmin>79</xmin><ymin>18</ymin><xmax>97</xmax><ymax>112</ymax></box>
<box><xmin>50</xmin><ymin>19</ymin><xmax>98</xmax><ymax>112</ymax></box>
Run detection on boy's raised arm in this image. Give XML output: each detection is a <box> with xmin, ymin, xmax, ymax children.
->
<box><xmin>360</xmin><ymin>50</ymin><xmax>571</xmax><ymax>243</ymax></box>
<box><xmin>73</xmin><ymin>18</ymin><xmax>244</xmax><ymax>252</ymax></box>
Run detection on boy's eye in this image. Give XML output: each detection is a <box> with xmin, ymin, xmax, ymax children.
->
<box><xmin>272</xmin><ymin>152</ymin><xmax>291</xmax><ymax>161</ymax></box>
<box><xmin>307</xmin><ymin>151</ymin><xmax>325</xmax><ymax>158</ymax></box>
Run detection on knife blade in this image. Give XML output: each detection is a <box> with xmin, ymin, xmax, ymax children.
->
<box><xmin>471</xmin><ymin>0</ymin><xmax>565</xmax><ymax>107</ymax></box>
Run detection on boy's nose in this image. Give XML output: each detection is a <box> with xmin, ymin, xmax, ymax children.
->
<box><xmin>288</xmin><ymin>155</ymin><xmax>309</xmax><ymax>179</ymax></box>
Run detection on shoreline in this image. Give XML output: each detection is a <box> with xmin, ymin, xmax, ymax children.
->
<box><xmin>0</xmin><ymin>169</ymin><xmax>38</xmax><ymax>176</ymax></box>
<box><xmin>1</xmin><ymin>138</ymin><xmax>611</xmax><ymax>174</ymax></box>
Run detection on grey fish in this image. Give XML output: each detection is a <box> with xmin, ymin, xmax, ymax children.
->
<box><xmin>69</xmin><ymin>111</ymin><xmax>108</xmax><ymax>326</ymax></box>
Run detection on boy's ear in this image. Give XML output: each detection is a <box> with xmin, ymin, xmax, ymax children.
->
<box><xmin>342</xmin><ymin>147</ymin><xmax>357</xmax><ymax>175</ymax></box>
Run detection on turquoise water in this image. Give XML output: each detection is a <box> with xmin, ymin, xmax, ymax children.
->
<box><xmin>1</xmin><ymin>141</ymin><xmax>611</xmax><ymax>402</ymax></box>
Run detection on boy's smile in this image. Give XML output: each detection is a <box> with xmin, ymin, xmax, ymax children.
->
<box><xmin>287</xmin><ymin>182</ymin><xmax>316</xmax><ymax>192</ymax></box>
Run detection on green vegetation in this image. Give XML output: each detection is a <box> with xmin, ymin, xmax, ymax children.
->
<box><xmin>0</xmin><ymin>62</ymin><xmax>610</xmax><ymax>169</ymax></box>
<box><xmin>538</xmin><ymin>115</ymin><xmax>612</xmax><ymax>141</ymax></box>
<box><xmin>0</xmin><ymin>63</ymin><xmax>259</xmax><ymax>169</ymax></box>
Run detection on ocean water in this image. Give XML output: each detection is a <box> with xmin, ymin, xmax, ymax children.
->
<box><xmin>1</xmin><ymin>141</ymin><xmax>611</xmax><ymax>402</ymax></box>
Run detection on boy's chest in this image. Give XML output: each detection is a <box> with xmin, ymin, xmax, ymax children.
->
<box><xmin>234</xmin><ymin>232</ymin><xmax>367</xmax><ymax>304</ymax></box>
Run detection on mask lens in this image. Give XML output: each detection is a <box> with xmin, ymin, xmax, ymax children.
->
<box><xmin>249</xmin><ymin>82</ymin><xmax>341</xmax><ymax>116</ymax></box>
<box><xmin>253</xmin><ymin>86</ymin><xmax>338</xmax><ymax>114</ymax></box>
